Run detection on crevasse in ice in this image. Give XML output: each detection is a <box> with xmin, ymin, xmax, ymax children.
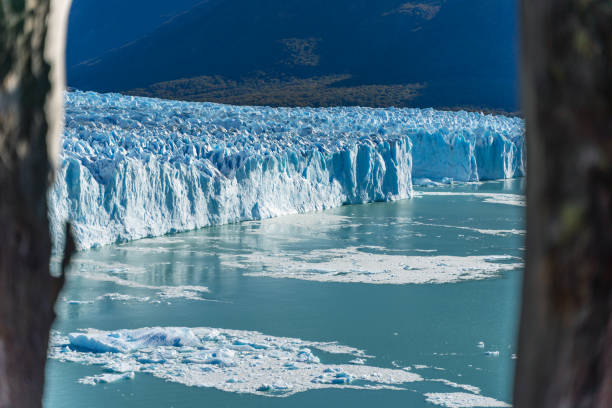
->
<box><xmin>49</xmin><ymin>91</ymin><xmax>524</xmax><ymax>249</ymax></box>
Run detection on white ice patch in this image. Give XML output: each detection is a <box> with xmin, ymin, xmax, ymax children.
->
<box><xmin>65</xmin><ymin>257</ymin><xmax>212</xmax><ymax>303</ymax></box>
<box><xmin>64</xmin><ymin>298</ymin><xmax>94</xmax><ymax>305</ymax></box>
<box><xmin>430</xmin><ymin>379</ymin><xmax>481</xmax><ymax>394</ymax></box>
<box><xmin>222</xmin><ymin>247</ymin><xmax>522</xmax><ymax>284</ymax></box>
<box><xmin>79</xmin><ymin>272</ymin><xmax>211</xmax><ymax>301</ymax></box>
<box><xmin>417</xmin><ymin>192</ymin><xmax>525</xmax><ymax>207</ymax></box>
<box><xmin>96</xmin><ymin>293</ymin><xmax>152</xmax><ymax>303</ymax></box>
<box><xmin>411</xmin><ymin>222</ymin><xmax>525</xmax><ymax>237</ymax></box>
<box><xmin>424</xmin><ymin>392</ymin><xmax>511</xmax><ymax>407</ymax></box>
<box><xmin>79</xmin><ymin>372</ymin><xmax>134</xmax><ymax>385</ymax></box>
<box><xmin>49</xmin><ymin>327</ymin><xmax>420</xmax><ymax>397</ymax></box>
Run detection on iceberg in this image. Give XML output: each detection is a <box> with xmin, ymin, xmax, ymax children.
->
<box><xmin>50</xmin><ymin>91</ymin><xmax>524</xmax><ymax>249</ymax></box>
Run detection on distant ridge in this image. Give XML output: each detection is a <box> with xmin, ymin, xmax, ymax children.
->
<box><xmin>67</xmin><ymin>0</ymin><xmax>519</xmax><ymax>111</ymax></box>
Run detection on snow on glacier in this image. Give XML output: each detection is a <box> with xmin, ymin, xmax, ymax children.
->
<box><xmin>50</xmin><ymin>91</ymin><xmax>524</xmax><ymax>250</ymax></box>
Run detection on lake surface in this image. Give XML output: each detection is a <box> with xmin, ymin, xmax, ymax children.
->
<box><xmin>45</xmin><ymin>179</ymin><xmax>524</xmax><ymax>408</ymax></box>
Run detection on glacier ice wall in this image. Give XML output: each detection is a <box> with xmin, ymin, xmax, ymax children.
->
<box><xmin>50</xmin><ymin>91</ymin><xmax>524</xmax><ymax>250</ymax></box>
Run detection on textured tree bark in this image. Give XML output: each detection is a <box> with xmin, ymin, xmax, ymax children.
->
<box><xmin>0</xmin><ymin>1</ymin><xmax>71</xmax><ymax>407</ymax></box>
<box><xmin>515</xmin><ymin>1</ymin><xmax>612</xmax><ymax>408</ymax></box>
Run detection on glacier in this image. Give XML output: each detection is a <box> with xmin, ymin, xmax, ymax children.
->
<box><xmin>50</xmin><ymin>91</ymin><xmax>525</xmax><ymax>250</ymax></box>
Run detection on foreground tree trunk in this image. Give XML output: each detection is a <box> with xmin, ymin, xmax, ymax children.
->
<box><xmin>0</xmin><ymin>1</ymin><xmax>70</xmax><ymax>407</ymax></box>
<box><xmin>515</xmin><ymin>1</ymin><xmax>612</xmax><ymax>407</ymax></box>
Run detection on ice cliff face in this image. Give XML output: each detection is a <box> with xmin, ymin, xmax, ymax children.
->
<box><xmin>49</xmin><ymin>91</ymin><xmax>524</xmax><ymax>250</ymax></box>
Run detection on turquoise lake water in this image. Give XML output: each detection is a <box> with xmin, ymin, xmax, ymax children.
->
<box><xmin>45</xmin><ymin>179</ymin><xmax>524</xmax><ymax>408</ymax></box>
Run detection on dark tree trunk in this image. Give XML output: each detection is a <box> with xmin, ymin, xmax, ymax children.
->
<box><xmin>515</xmin><ymin>1</ymin><xmax>612</xmax><ymax>407</ymax></box>
<box><xmin>0</xmin><ymin>1</ymin><xmax>71</xmax><ymax>407</ymax></box>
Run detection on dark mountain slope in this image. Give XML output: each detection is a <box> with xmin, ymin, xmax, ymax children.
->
<box><xmin>67</xmin><ymin>0</ymin><xmax>205</xmax><ymax>67</ymax></box>
<box><xmin>67</xmin><ymin>0</ymin><xmax>519</xmax><ymax>110</ymax></box>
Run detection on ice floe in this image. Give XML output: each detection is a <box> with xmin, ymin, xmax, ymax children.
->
<box><xmin>410</xmin><ymin>222</ymin><xmax>525</xmax><ymax>237</ymax></box>
<box><xmin>221</xmin><ymin>247</ymin><xmax>522</xmax><ymax>284</ymax></box>
<box><xmin>417</xmin><ymin>192</ymin><xmax>525</xmax><ymax>207</ymax></box>
<box><xmin>49</xmin><ymin>326</ymin><xmax>510</xmax><ymax>406</ymax></box>
<box><xmin>63</xmin><ymin>256</ymin><xmax>212</xmax><ymax>303</ymax></box>
<box><xmin>79</xmin><ymin>372</ymin><xmax>135</xmax><ymax>385</ymax></box>
<box><xmin>424</xmin><ymin>392</ymin><xmax>511</xmax><ymax>407</ymax></box>
<box><xmin>49</xmin><ymin>327</ymin><xmax>419</xmax><ymax>396</ymax></box>
<box><xmin>78</xmin><ymin>272</ymin><xmax>211</xmax><ymax>301</ymax></box>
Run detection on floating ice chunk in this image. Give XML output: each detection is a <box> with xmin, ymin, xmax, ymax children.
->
<box><xmin>430</xmin><ymin>379</ymin><xmax>481</xmax><ymax>394</ymax></box>
<box><xmin>77</xmin><ymin>271</ymin><xmax>210</xmax><ymax>301</ymax></box>
<box><xmin>68</xmin><ymin>327</ymin><xmax>201</xmax><ymax>353</ymax></box>
<box><xmin>411</xmin><ymin>221</ymin><xmax>525</xmax><ymax>237</ymax></box>
<box><xmin>424</xmin><ymin>392</ymin><xmax>511</xmax><ymax>407</ymax></box>
<box><xmin>65</xmin><ymin>293</ymin><xmax>155</xmax><ymax>305</ymax></box>
<box><xmin>295</xmin><ymin>349</ymin><xmax>320</xmax><ymax>363</ymax></box>
<box><xmin>417</xmin><ymin>192</ymin><xmax>525</xmax><ymax>207</ymax></box>
<box><xmin>64</xmin><ymin>298</ymin><xmax>94</xmax><ymax>305</ymax></box>
<box><xmin>97</xmin><ymin>293</ymin><xmax>151</xmax><ymax>303</ymax></box>
<box><xmin>65</xmin><ymin>258</ymin><xmax>212</xmax><ymax>303</ymax></box>
<box><xmin>298</xmin><ymin>341</ymin><xmax>370</xmax><ymax>357</ymax></box>
<box><xmin>314</xmin><ymin>368</ymin><xmax>354</xmax><ymax>385</ymax></box>
<box><xmin>50</xmin><ymin>91</ymin><xmax>524</xmax><ymax>250</ymax></box>
<box><xmin>79</xmin><ymin>372</ymin><xmax>135</xmax><ymax>386</ymax></box>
